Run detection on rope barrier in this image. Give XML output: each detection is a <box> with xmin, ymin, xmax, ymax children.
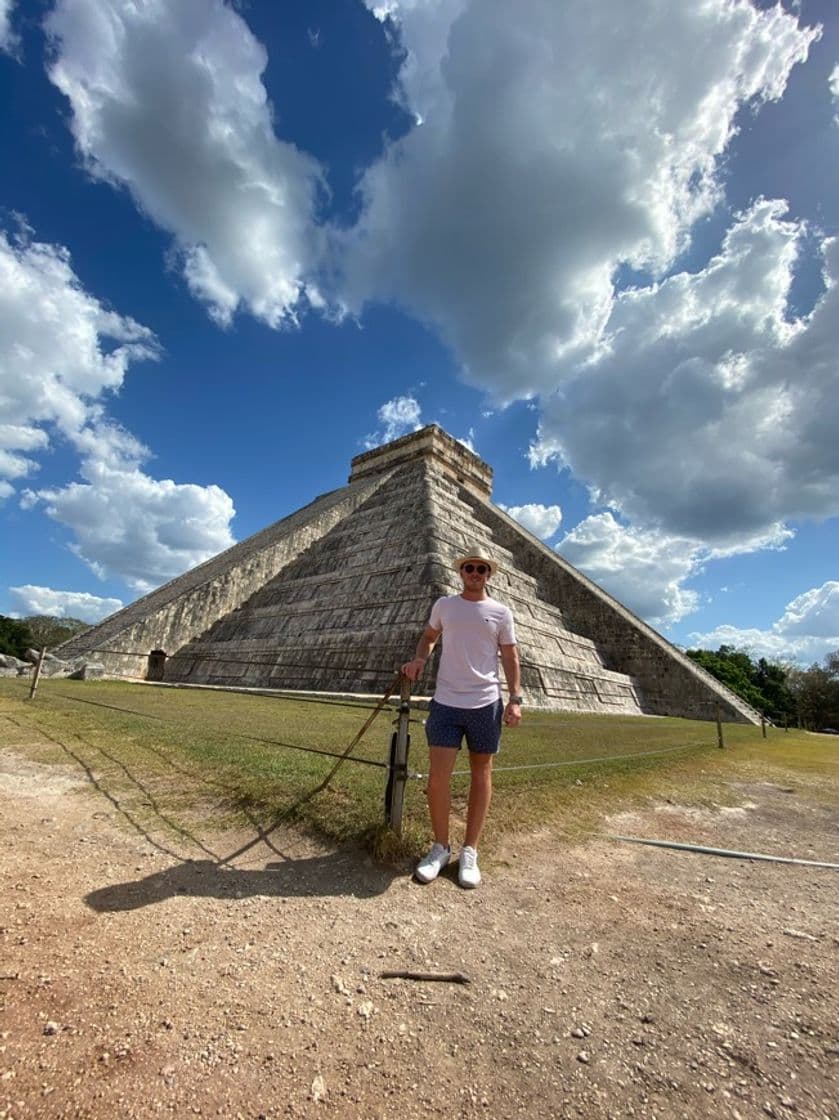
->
<box><xmin>8</xmin><ymin>665</ymin><xmax>766</xmax><ymax>812</ymax></box>
<box><xmin>37</xmin><ymin>667</ymin><xmax>406</xmax><ymax>719</ymax></box>
<box><xmin>26</xmin><ymin>669</ymin><xmax>711</xmax><ymax>709</ymax></box>
<box><xmin>10</xmin><ymin>680</ymin><xmax>719</xmax><ymax>780</ymax></box>
<box><xmin>37</xmin><ymin>687</ymin><xmax>390</xmax><ymax>770</ymax></box>
<box><xmin>217</xmin><ymin>673</ymin><xmax>401</xmax><ymax>864</ymax></box>
<box><xmin>150</xmin><ymin>681</ymin><xmax>393</xmax><ymax>716</ymax></box>
<box><xmin>309</xmin><ymin>674</ymin><xmax>400</xmax><ymax>788</ymax></box>
<box><xmin>4</xmin><ymin>673</ymin><xmax>775</xmax><ymax>846</ymax></box>
<box><xmin>4</xmin><ymin>667</ymin><xmax>766</xmax><ymax>842</ymax></box>
<box><xmin>420</xmin><ymin>740</ymin><xmax>711</xmax><ymax>780</ymax></box>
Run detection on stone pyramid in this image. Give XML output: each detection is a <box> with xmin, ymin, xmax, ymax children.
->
<box><xmin>59</xmin><ymin>426</ymin><xmax>759</xmax><ymax>723</ymax></box>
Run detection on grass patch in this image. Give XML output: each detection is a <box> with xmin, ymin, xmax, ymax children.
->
<box><xmin>1</xmin><ymin>677</ymin><xmax>836</xmax><ymax>860</ymax></box>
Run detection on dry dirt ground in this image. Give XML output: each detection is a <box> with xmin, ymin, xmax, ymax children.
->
<box><xmin>0</xmin><ymin>744</ymin><xmax>837</xmax><ymax>1120</ymax></box>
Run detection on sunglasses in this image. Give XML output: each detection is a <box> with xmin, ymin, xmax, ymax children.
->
<box><xmin>461</xmin><ymin>563</ymin><xmax>489</xmax><ymax>575</ymax></box>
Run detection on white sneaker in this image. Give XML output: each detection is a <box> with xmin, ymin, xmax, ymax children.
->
<box><xmin>415</xmin><ymin>842</ymin><xmax>451</xmax><ymax>883</ymax></box>
<box><xmin>458</xmin><ymin>845</ymin><xmax>481</xmax><ymax>888</ymax></box>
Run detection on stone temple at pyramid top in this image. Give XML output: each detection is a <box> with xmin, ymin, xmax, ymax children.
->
<box><xmin>349</xmin><ymin>424</ymin><xmax>493</xmax><ymax>499</ymax></box>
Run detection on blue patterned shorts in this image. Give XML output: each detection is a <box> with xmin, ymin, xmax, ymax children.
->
<box><xmin>425</xmin><ymin>698</ymin><xmax>503</xmax><ymax>754</ymax></box>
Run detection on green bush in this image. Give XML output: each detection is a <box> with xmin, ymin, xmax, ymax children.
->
<box><xmin>0</xmin><ymin>615</ymin><xmax>34</xmax><ymax>659</ymax></box>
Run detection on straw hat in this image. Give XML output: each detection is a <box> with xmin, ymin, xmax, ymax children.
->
<box><xmin>454</xmin><ymin>545</ymin><xmax>497</xmax><ymax>579</ymax></box>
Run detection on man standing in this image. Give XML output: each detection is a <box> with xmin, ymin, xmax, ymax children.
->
<box><xmin>402</xmin><ymin>546</ymin><xmax>522</xmax><ymax>888</ymax></box>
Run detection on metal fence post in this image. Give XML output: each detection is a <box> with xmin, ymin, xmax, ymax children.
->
<box><xmin>385</xmin><ymin>674</ymin><xmax>412</xmax><ymax>834</ymax></box>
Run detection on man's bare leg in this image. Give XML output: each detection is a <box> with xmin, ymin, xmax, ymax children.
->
<box><xmin>464</xmin><ymin>752</ymin><xmax>493</xmax><ymax>849</ymax></box>
<box><xmin>427</xmin><ymin>746</ymin><xmax>457</xmax><ymax>846</ymax></box>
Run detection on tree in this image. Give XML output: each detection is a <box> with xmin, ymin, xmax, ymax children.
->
<box><xmin>0</xmin><ymin>616</ymin><xmax>34</xmax><ymax>659</ymax></box>
<box><xmin>752</xmin><ymin>657</ymin><xmax>796</xmax><ymax>724</ymax></box>
<box><xmin>787</xmin><ymin>651</ymin><xmax>839</xmax><ymax>730</ymax></box>
<box><xmin>686</xmin><ymin>645</ymin><xmax>795</xmax><ymax>723</ymax></box>
<box><xmin>687</xmin><ymin>645</ymin><xmax>765</xmax><ymax>712</ymax></box>
<box><xmin>24</xmin><ymin>615</ymin><xmax>90</xmax><ymax>650</ymax></box>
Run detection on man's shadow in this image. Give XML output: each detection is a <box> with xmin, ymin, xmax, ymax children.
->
<box><xmin>86</xmin><ymin>850</ymin><xmax>397</xmax><ymax>912</ymax></box>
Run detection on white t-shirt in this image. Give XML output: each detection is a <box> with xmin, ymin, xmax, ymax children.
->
<box><xmin>428</xmin><ymin>594</ymin><xmax>517</xmax><ymax>709</ymax></box>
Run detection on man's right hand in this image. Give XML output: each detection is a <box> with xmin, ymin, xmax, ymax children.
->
<box><xmin>401</xmin><ymin>657</ymin><xmax>426</xmax><ymax>681</ymax></box>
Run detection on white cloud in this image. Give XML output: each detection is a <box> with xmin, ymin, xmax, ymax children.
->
<box><xmin>369</xmin><ymin>2</ymin><xmax>401</xmax><ymax>22</ymax></box>
<box><xmin>46</xmin><ymin>0</ymin><xmax>324</xmax><ymax>328</ymax></box>
<box><xmin>499</xmin><ymin>502</ymin><xmax>562</xmax><ymax>541</ymax></box>
<box><xmin>455</xmin><ymin>427</ymin><xmax>476</xmax><ymax>453</ymax></box>
<box><xmin>0</xmin><ymin>0</ymin><xmax>17</xmax><ymax>54</ymax></box>
<box><xmin>9</xmin><ymin>585</ymin><xmax>123</xmax><ymax>623</ymax></box>
<box><xmin>775</xmin><ymin>581</ymin><xmax>839</xmax><ymax>639</ymax></box>
<box><xmin>345</xmin><ymin>0</ymin><xmax>817</xmax><ymax>401</ymax></box>
<box><xmin>706</xmin><ymin>522</ymin><xmax>794</xmax><ymax>561</ymax></box>
<box><xmin>0</xmin><ymin>226</ymin><xmax>158</xmax><ymax>494</ymax></box>
<box><xmin>831</xmin><ymin>64</ymin><xmax>839</xmax><ymax>123</ymax></box>
<box><xmin>555</xmin><ymin>510</ymin><xmax>794</xmax><ymax>627</ymax></box>
<box><xmin>690</xmin><ymin>581</ymin><xmax>839</xmax><ymax>665</ymax></box>
<box><xmin>343</xmin><ymin>1</ymin><xmax>836</xmax><ymax>576</ymax></box>
<box><xmin>25</xmin><ymin>457</ymin><xmax>236</xmax><ymax>593</ymax></box>
<box><xmin>364</xmin><ymin>394</ymin><xmax>423</xmax><ymax>448</ymax></box>
<box><xmin>531</xmin><ymin>202</ymin><xmax>839</xmax><ymax>544</ymax></box>
<box><xmin>1</xmin><ymin>222</ymin><xmax>237</xmax><ymax>591</ymax></box>
<box><xmin>557</xmin><ymin>513</ymin><xmax>701</xmax><ymax>626</ymax></box>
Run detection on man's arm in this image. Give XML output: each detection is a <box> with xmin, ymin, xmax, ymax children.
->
<box><xmin>500</xmin><ymin>643</ymin><xmax>522</xmax><ymax>726</ymax></box>
<box><xmin>402</xmin><ymin>625</ymin><xmax>441</xmax><ymax>681</ymax></box>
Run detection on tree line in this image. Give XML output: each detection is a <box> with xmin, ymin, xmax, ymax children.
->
<box><xmin>0</xmin><ymin>615</ymin><xmax>90</xmax><ymax>659</ymax></box>
<box><xmin>686</xmin><ymin>644</ymin><xmax>839</xmax><ymax>731</ymax></box>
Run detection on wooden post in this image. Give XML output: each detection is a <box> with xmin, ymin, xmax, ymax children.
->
<box><xmin>716</xmin><ymin>704</ymin><xmax>724</xmax><ymax>749</ymax></box>
<box><xmin>760</xmin><ymin>713</ymin><xmax>767</xmax><ymax>739</ymax></box>
<box><xmin>385</xmin><ymin>674</ymin><xmax>412</xmax><ymax>835</ymax></box>
<box><xmin>784</xmin><ymin>714</ymin><xmax>788</xmax><ymax>733</ymax></box>
<box><xmin>27</xmin><ymin>648</ymin><xmax>47</xmax><ymax>701</ymax></box>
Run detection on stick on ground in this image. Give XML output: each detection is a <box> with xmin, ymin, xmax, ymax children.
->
<box><xmin>380</xmin><ymin>970</ymin><xmax>471</xmax><ymax>984</ymax></box>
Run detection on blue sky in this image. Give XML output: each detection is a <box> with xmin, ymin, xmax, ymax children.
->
<box><xmin>1</xmin><ymin>0</ymin><xmax>837</xmax><ymax>665</ymax></box>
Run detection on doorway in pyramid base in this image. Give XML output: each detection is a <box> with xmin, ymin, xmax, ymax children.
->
<box><xmin>57</xmin><ymin>426</ymin><xmax>759</xmax><ymax>724</ymax></box>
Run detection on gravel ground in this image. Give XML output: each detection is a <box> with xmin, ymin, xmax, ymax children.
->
<box><xmin>0</xmin><ymin>747</ymin><xmax>837</xmax><ymax>1120</ymax></box>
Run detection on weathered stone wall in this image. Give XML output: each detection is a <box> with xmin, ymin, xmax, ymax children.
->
<box><xmin>350</xmin><ymin>424</ymin><xmax>493</xmax><ymax>499</ymax></box>
<box><xmin>418</xmin><ymin>468</ymin><xmax>643</xmax><ymax>714</ymax></box>
<box><xmin>164</xmin><ymin>460</ymin><xmax>449</xmax><ymax>693</ymax></box>
<box><xmin>464</xmin><ymin>494</ymin><xmax>760</xmax><ymax>724</ymax></box>
<box><xmin>55</xmin><ymin>473</ymin><xmax>394</xmax><ymax>678</ymax></box>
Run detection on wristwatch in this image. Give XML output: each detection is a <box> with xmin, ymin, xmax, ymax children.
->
<box><xmin>509</xmin><ymin>695</ymin><xmax>523</xmax><ymax>705</ymax></box>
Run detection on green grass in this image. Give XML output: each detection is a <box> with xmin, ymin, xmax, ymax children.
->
<box><xmin>1</xmin><ymin>677</ymin><xmax>836</xmax><ymax>860</ymax></box>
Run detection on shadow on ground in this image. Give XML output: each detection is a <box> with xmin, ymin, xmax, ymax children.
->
<box><xmin>85</xmin><ymin>850</ymin><xmax>397</xmax><ymax>912</ymax></box>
